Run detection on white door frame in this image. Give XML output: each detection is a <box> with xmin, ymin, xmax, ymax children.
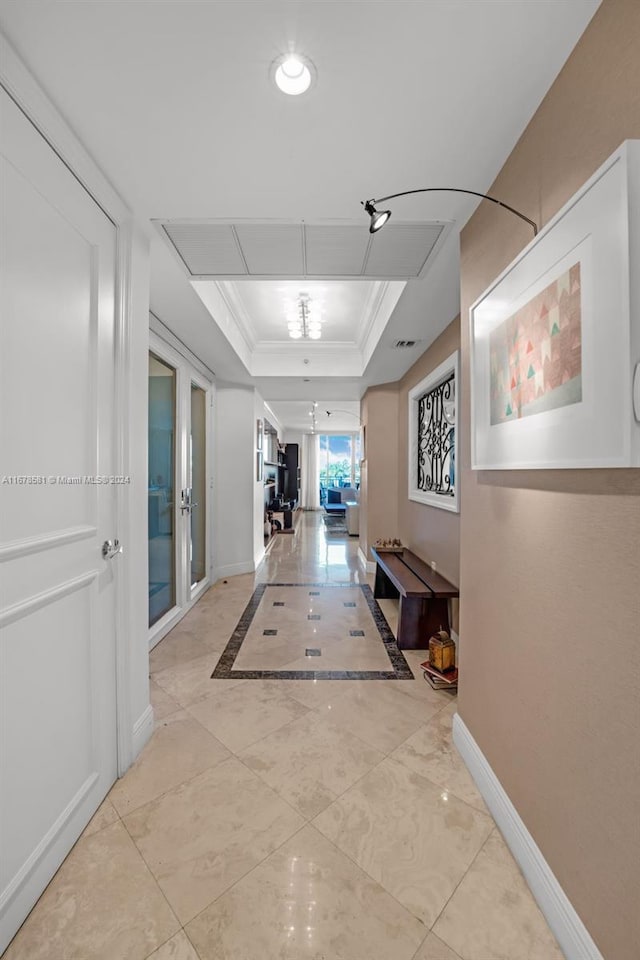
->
<box><xmin>1</xmin><ymin>34</ymin><xmax>139</xmax><ymax>776</ymax></box>
<box><xmin>148</xmin><ymin>329</ymin><xmax>213</xmax><ymax>649</ymax></box>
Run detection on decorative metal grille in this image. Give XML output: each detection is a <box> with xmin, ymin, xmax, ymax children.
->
<box><xmin>417</xmin><ymin>373</ymin><xmax>455</xmax><ymax>496</ymax></box>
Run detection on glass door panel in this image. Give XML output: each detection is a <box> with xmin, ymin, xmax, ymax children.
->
<box><xmin>190</xmin><ymin>383</ymin><xmax>207</xmax><ymax>588</ymax></box>
<box><xmin>148</xmin><ymin>353</ymin><xmax>176</xmax><ymax>626</ymax></box>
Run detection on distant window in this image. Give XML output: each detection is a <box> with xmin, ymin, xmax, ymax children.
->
<box><xmin>319</xmin><ymin>434</ymin><xmax>361</xmax><ymax>492</ymax></box>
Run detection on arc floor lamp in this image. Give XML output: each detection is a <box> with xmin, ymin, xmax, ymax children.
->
<box><xmin>362</xmin><ymin>188</ymin><xmax>538</xmax><ymax>236</ymax></box>
<box><xmin>325</xmin><ymin>409</ymin><xmax>363</xmax><ymax>424</ymax></box>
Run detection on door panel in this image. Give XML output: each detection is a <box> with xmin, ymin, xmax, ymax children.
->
<box><xmin>1</xmin><ymin>164</ymin><xmax>97</xmax><ymax>542</ymax></box>
<box><xmin>190</xmin><ymin>383</ymin><xmax>207</xmax><ymax>588</ymax></box>
<box><xmin>148</xmin><ymin>353</ymin><xmax>177</xmax><ymax>625</ymax></box>
<box><xmin>1</xmin><ymin>583</ymin><xmax>97</xmax><ymax>889</ymax></box>
<box><xmin>0</xmin><ymin>88</ymin><xmax>118</xmax><ymax>953</ymax></box>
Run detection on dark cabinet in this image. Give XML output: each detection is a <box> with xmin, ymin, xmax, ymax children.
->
<box><xmin>284</xmin><ymin>443</ymin><xmax>299</xmax><ymax>503</ymax></box>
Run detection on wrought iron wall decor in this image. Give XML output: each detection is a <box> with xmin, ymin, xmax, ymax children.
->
<box><xmin>407</xmin><ymin>350</ymin><xmax>459</xmax><ymax>513</ymax></box>
<box><xmin>417</xmin><ymin>373</ymin><xmax>455</xmax><ymax>497</ymax></box>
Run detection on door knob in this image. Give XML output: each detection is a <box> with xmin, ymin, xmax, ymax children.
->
<box><xmin>102</xmin><ymin>538</ymin><xmax>122</xmax><ymax>560</ymax></box>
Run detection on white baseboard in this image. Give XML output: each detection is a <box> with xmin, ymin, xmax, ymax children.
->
<box><xmin>214</xmin><ymin>560</ymin><xmax>256</xmax><ymax>579</ymax></box>
<box><xmin>452</xmin><ymin>714</ymin><xmax>604</xmax><ymax>960</ymax></box>
<box><xmin>0</xmin><ymin>772</ymin><xmax>99</xmax><ymax>955</ymax></box>
<box><xmin>131</xmin><ymin>704</ymin><xmax>154</xmax><ymax>760</ymax></box>
<box><xmin>358</xmin><ymin>547</ymin><xmax>375</xmax><ymax>574</ymax></box>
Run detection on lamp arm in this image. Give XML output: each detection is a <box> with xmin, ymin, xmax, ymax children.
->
<box><xmin>325</xmin><ymin>409</ymin><xmax>363</xmax><ymax>424</ymax></box>
<box><xmin>368</xmin><ymin>187</ymin><xmax>538</xmax><ymax>236</ymax></box>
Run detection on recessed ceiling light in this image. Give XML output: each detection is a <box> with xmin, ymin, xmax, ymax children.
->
<box><xmin>273</xmin><ymin>53</ymin><xmax>316</xmax><ymax>96</ymax></box>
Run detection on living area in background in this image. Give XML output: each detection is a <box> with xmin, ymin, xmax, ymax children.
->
<box><xmin>320</xmin><ymin>432</ymin><xmax>361</xmax><ymax>536</ymax></box>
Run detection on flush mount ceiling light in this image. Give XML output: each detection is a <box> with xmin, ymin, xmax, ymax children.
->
<box><xmin>273</xmin><ymin>53</ymin><xmax>316</xmax><ymax>96</ymax></box>
<box><xmin>288</xmin><ymin>293</ymin><xmax>323</xmax><ymax>340</ymax></box>
<box><xmin>362</xmin><ymin>190</ymin><xmax>538</xmax><ymax>236</ymax></box>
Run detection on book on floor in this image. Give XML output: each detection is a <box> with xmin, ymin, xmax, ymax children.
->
<box><xmin>420</xmin><ymin>661</ymin><xmax>458</xmax><ymax>687</ymax></box>
<box><xmin>423</xmin><ymin>672</ymin><xmax>457</xmax><ymax>690</ymax></box>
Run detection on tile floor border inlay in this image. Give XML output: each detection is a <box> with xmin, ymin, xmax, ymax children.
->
<box><xmin>211</xmin><ymin>583</ymin><xmax>413</xmax><ymax>681</ymax></box>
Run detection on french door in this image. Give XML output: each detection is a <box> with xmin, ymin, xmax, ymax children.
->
<box><xmin>148</xmin><ymin>333</ymin><xmax>211</xmax><ymax>646</ymax></box>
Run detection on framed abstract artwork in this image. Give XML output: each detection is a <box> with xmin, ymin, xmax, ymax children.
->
<box><xmin>470</xmin><ymin>140</ymin><xmax>640</xmax><ymax>469</ymax></box>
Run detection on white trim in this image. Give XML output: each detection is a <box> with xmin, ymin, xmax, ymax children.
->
<box><xmin>358</xmin><ymin>546</ymin><xmax>376</xmax><ymax>574</ymax></box>
<box><xmin>453</xmin><ymin>714</ymin><xmax>604</xmax><ymax>960</ymax></box>
<box><xmin>214</xmin><ymin>560</ymin><xmax>257</xmax><ymax>578</ymax></box>
<box><xmin>0</xmin><ymin>571</ymin><xmax>98</xmax><ymax>628</ymax></box>
<box><xmin>148</xmin><ymin>331</ymin><xmax>214</xmax><ymax>650</ymax></box>
<box><xmin>132</xmin><ymin>705</ymin><xmax>154</xmax><ymax>757</ymax></box>
<box><xmin>191</xmin><ymin>576</ymin><xmax>211</xmax><ymax>606</ymax></box>
<box><xmin>408</xmin><ymin>350</ymin><xmax>459</xmax><ymax>513</ymax></box>
<box><xmin>188</xmin><ymin>370</ymin><xmax>212</xmax><ymax>605</ymax></box>
<box><xmin>0</xmin><ymin>766</ymin><xmax>101</xmax><ymax>955</ymax></box>
<box><xmin>148</xmin><ymin>572</ymin><xmax>212</xmax><ymax>651</ymax></box>
<box><xmin>0</xmin><ymin>771</ymin><xmax>98</xmax><ymax>915</ymax></box>
<box><xmin>0</xmin><ymin>34</ymin><xmax>129</xmax><ymax>225</ymax></box>
<box><xmin>360</xmin><ymin>281</ymin><xmax>406</xmax><ymax>369</ymax></box>
<box><xmin>0</xmin><ymin>525</ymin><xmax>96</xmax><ymax>562</ymax></box>
<box><xmin>148</xmin><ymin>605</ymin><xmax>182</xmax><ymax>651</ymax></box>
<box><xmin>149</xmin><ymin>311</ymin><xmax>216</xmax><ymax>381</ymax></box>
<box><xmin>114</xmin><ymin>220</ymin><xmax>134</xmax><ymax>775</ymax></box>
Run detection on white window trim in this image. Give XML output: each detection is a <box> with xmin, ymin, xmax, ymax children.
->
<box><xmin>408</xmin><ymin>350</ymin><xmax>459</xmax><ymax>513</ymax></box>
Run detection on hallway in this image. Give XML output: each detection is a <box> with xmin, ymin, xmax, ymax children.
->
<box><xmin>4</xmin><ymin>514</ymin><xmax>562</xmax><ymax>960</ymax></box>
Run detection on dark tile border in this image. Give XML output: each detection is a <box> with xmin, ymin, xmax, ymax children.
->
<box><xmin>211</xmin><ymin>583</ymin><xmax>413</xmax><ymax>681</ymax></box>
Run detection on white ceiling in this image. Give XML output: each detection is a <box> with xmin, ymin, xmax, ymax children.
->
<box><xmin>0</xmin><ymin>0</ymin><xmax>601</xmax><ymax>429</ymax></box>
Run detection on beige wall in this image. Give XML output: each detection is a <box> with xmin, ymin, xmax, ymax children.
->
<box><xmin>397</xmin><ymin>319</ymin><xmax>461</xmax><ymax>588</ymax></box>
<box><xmin>359</xmin><ymin>385</ymin><xmax>400</xmax><ymax>559</ymax></box>
<box><xmin>458</xmin><ymin>2</ymin><xmax>640</xmax><ymax>958</ymax></box>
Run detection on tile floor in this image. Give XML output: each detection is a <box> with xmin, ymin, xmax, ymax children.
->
<box><xmin>3</xmin><ymin>513</ymin><xmax>563</xmax><ymax>960</ymax></box>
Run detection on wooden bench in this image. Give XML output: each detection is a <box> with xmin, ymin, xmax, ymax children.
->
<box><xmin>371</xmin><ymin>547</ymin><xmax>459</xmax><ymax>650</ymax></box>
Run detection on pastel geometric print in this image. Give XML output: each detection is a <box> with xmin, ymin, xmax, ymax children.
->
<box><xmin>490</xmin><ymin>262</ymin><xmax>582</xmax><ymax>424</ymax></box>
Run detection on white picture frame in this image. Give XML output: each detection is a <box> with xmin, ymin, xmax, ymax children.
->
<box><xmin>408</xmin><ymin>350</ymin><xmax>459</xmax><ymax>512</ymax></box>
<box><xmin>470</xmin><ymin>140</ymin><xmax>639</xmax><ymax>470</ymax></box>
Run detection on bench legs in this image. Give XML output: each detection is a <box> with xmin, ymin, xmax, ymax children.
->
<box><xmin>374</xmin><ymin>563</ymin><xmax>399</xmax><ymax>600</ymax></box>
<box><xmin>373</xmin><ymin>561</ymin><xmax>451</xmax><ymax>649</ymax></box>
<box><xmin>396</xmin><ymin>596</ymin><xmax>451</xmax><ymax>650</ymax></box>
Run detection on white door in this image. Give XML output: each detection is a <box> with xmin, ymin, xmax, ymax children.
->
<box><xmin>148</xmin><ymin>334</ymin><xmax>212</xmax><ymax>647</ymax></box>
<box><xmin>0</xmin><ymin>89</ymin><xmax>118</xmax><ymax>952</ymax></box>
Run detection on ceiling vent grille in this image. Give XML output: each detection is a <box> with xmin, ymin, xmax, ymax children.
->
<box><xmin>394</xmin><ymin>339</ymin><xmax>420</xmax><ymax>348</ymax></box>
<box><xmin>157</xmin><ymin>220</ymin><xmax>447</xmax><ymax>280</ymax></box>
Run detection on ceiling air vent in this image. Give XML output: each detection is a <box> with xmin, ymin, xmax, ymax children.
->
<box><xmin>156</xmin><ymin>219</ymin><xmax>447</xmax><ymax>279</ymax></box>
<box><xmin>394</xmin><ymin>339</ymin><xmax>420</xmax><ymax>348</ymax></box>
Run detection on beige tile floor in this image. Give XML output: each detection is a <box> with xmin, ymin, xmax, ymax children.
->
<box><xmin>4</xmin><ymin>513</ymin><xmax>563</xmax><ymax>960</ymax></box>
